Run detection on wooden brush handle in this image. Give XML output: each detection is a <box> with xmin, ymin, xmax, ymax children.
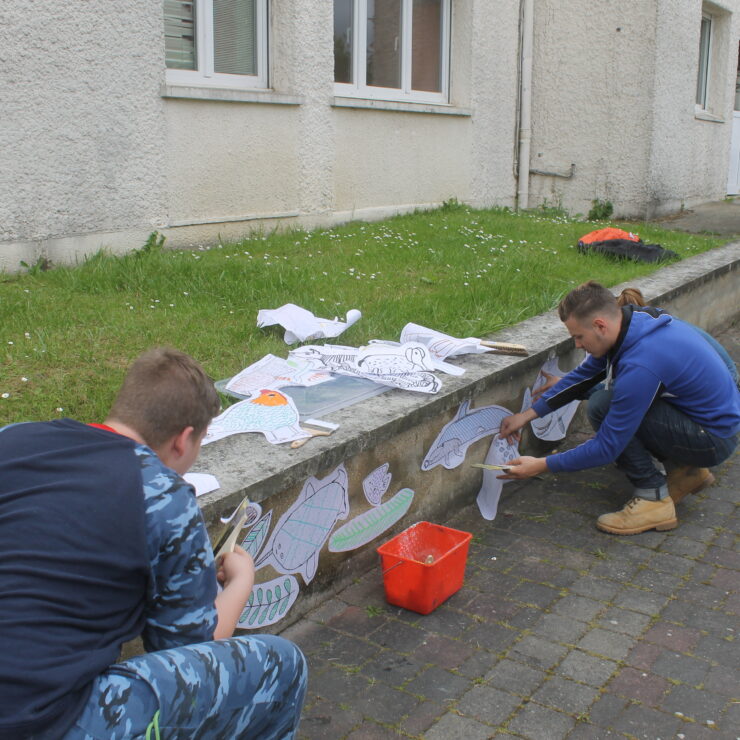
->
<box><xmin>290</xmin><ymin>428</ymin><xmax>333</xmax><ymax>449</ymax></box>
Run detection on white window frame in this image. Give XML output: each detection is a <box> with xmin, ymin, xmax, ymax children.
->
<box><xmin>165</xmin><ymin>0</ymin><xmax>268</xmax><ymax>90</ymax></box>
<box><xmin>696</xmin><ymin>12</ymin><xmax>712</xmax><ymax>111</ymax></box>
<box><xmin>335</xmin><ymin>0</ymin><xmax>451</xmax><ymax>104</ymax></box>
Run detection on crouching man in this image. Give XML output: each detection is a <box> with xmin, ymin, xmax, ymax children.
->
<box><xmin>500</xmin><ymin>281</ymin><xmax>740</xmax><ymax>535</ymax></box>
<box><xmin>0</xmin><ymin>348</ymin><xmax>307</xmax><ymax>739</ymax></box>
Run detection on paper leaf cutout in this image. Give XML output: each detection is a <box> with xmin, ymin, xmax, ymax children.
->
<box><xmin>240</xmin><ymin>510</ymin><xmax>273</xmax><ymax>559</ymax></box>
<box><xmin>329</xmin><ymin>488</ymin><xmax>415</xmax><ymax>552</ymax></box>
<box><xmin>362</xmin><ymin>463</ymin><xmax>392</xmax><ymax>505</ymax></box>
<box><xmin>238</xmin><ymin>575</ymin><xmax>300</xmax><ymax>628</ymax></box>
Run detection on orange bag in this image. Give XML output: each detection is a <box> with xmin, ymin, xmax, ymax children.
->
<box><xmin>578</xmin><ymin>228</ymin><xmax>639</xmax><ymax>245</ymax></box>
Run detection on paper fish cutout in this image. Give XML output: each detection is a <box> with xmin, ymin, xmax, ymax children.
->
<box><xmin>203</xmin><ymin>389</ymin><xmax>310</xmax><ymax>446</ymax></box>
<box><xmin>421</xmin><ymin>400</ymin><xmax>511</xmax><ymax>471</ymax></box>
<box><xmin>476</xmin><ymin>434</ymin><xmax>519</xmax><ymax>520</ymax></box>
<box><xmin>363</xmin><ymin>463</ymin><xmax>392</xmax><ymax>506</ymax></box>
<box><xmin>255</xmin><ymin>464</ymin><xmax>349</xmax><ymax>584</ymax></box>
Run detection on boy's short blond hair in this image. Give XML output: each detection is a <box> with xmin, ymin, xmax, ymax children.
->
<box><xmin>109</xmin><ymin>348</ymin><xmax>220</xmax><ymax>448</ymax></box>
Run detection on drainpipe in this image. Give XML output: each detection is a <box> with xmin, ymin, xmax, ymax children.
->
<box><xmin>516</xmin><ymin>0</ymin><xmax>534</xmax><ymax>211</ymax></box>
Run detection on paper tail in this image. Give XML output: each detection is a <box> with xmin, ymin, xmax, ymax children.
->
<box><xmin>479</xmin><ymin>340</ymin><xmax>529</xmax><ymax>357</ymax></box>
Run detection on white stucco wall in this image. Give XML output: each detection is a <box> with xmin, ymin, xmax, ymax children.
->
<box><xmin>1</xmin><ymin>0</ymin><xmax>738</xmax><ymax>269</ymax></box>
<box><xmin>528</xmin><ymin>0</ymin><xmax>740</xmax><ymax>219</ymax></box>
<box><xmin>0</xmin><ymin>0</ymin><xmax>168</xmax><ymax>269</ymax></box>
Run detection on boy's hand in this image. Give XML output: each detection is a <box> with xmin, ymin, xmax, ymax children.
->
<box><xmin>499</xmin><ymin>409</ymin><xmax>537</xmax><ymax>443</ymax></box>
<box><xmin>497</xmin><ymin>456</ymin><xmax>548</xmax><ymax>479</ymax></box>
<box><xmin>217</xmin><ymin>546</ymin><xmax>255</xmax><ymax>587</ymax></box>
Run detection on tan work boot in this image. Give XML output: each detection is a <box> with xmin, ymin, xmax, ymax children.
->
<box><xmin>597</xmin><ymin>497</ymin><xmax>677</xmax><ymax>535</ymax></box>
<box><xmin>666</xmin><ymin>466</ymin><xmax>715</xmax><ymax>504</ymax></box>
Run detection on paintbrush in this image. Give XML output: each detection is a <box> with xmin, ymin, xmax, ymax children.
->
<box><xmin>291</xmin><ymin>418</ymin><xmax>340</xmax><ymax>449</ymax></box>
<box><xmin>212</xmin><ymin>496</ymin><xmax>262</xmax><ymax>560</ymax></box>
<box><xmin>478</xmin><ymin>340</ymin><xmax>528</xmax><ymax>357</ymax></box>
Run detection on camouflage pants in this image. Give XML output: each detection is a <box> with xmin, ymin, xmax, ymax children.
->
<box><xmin>63</xmin><ymin>635</ymin><xmax>307</xmax><ymax>740</ymax></box>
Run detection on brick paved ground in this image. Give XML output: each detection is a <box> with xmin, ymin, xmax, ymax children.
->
<box><xmin>283</xmin><ymin>321</ymin><xmax>740</xmax><ymax>740</ymax></box>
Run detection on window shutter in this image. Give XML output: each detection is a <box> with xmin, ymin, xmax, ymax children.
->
<box><xmin>213</xmin><ymin>0</ymin><xmax>257</xmax><ymax>76</ymax></box>
<box><xmin>164</xmin><ymin>0</ymin><xmax>197</xmax><ymax>70</ymax></box>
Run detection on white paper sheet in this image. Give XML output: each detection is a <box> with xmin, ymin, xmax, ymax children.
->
<box><xmin>401</xmin><ymin>322</ymin><xmax>492</xmax><ymax>360</ymax></box>
<box><xmin>476</xmin><ymin>434</ymin><xmax>519</xmax><ymax>520</ymax></box>
<box><xmin>257</xmin><ymin>303</ymin><xmax>362</xmax><ymax>344</ymax></box>
<box><xmin>183</xmin><ymin>472</ymin><xmax>220</xmax><ymax>497</ymax></box>
<box><xmin>203</xmin><ymin>389</ymin><xmax>310</xmax><ymax>445</ymax></box>
<box><xmin>225</xmin><ymin>354</ymin><xmax>332</xmax><ymax>396</ymax></box>
<box><xmin>521</xmin><ymin>357</ymin><xmax>580</xmax><ymax>442</ymax></box>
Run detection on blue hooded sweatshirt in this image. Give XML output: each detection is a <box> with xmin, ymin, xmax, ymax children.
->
<box><xmin>533</xmin><ymin>306</ymin><xmax>740</xmax><ymax>473</ymax></box>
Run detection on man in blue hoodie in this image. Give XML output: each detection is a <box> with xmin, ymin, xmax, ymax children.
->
<box><xmin>500</xmin><ymin>281</ymin><xmax>740</xmax><ymax>535</ymax></box>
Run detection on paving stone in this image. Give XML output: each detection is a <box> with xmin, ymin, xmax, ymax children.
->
<box><xmin>508</xmin><ymin>559</ymin><xmax>579</xmax><ymax>588</ymax></box>
<box><xmin>703</xmin><ymin>663</ymin><xmax>740</xmax><ymax>697</ymax></box>
<box><xmin>552</xmin><ymin>594</ymin><xmax>605</xmax><ymax>623</ymax></box>
<box><xmin>556</xmin><ymin>650</ymin><xmax>618</xmax><ymax>687</ymax></box>
<box><xmin>508</xmin><ymin>635</ymin><xmax>570</xmax><ymax>671</ymax></box>
<box><xmin>531</xmin><ymin>676</ymin><xmax>599</xmax><ymax>715</ymax></box>
<box><xmin>362</xmin><ymin>651</ymin><xmax>424</xmax><ymax>686</ymax></box>
<box><xmin>298</xmin><ymin>696</ymin><xmax>362</xmax><ymax>740</ymax></box>
<box><xmin>403</xmin><ymin>666</ymin><xmax>472</xmax><ymax>703</ymax></box>
<box><xmin>568</xmin><ymin>575</ymin><xmax>622</xmax><ymax>603</ymax></box>
<box><xmin>423</xmin><ymin>712</ymin><xmax>495</xmax><ymax>740</ymax></box>
<box><xmin>415</xmin><ymin>606</ymin><xmax>477</xmax><ymax>637</ymax></box>
<box><xmin>507</xmin><ymin>701</ymin><xmax>576</xmax><ymax>739</ymax></box>
<box><xmin>703</xmin><ymin>546</ymin><xmax>740</xmax><ymax>570</ymax></box>
<box><xmin>588</xmin><ymin>559</ymin><xmax>643</xmax><ymax>582</ymax></box>
<box><xmin>412</xmin><ymin>633</ymin><xmax>476</xmax><ymax>670</ymax></box>
<box><xmin>343</xmin><ymin>721</ymin><xmax>405</xmax><ymax>739</ymax></box>
<box><xmin>466</xmin><ymin>584</ymin><xmax>521</xmax><ymax>617</ymax></box>
<box><xmin>624</xmin><ymin>641</ymin><xmax>665</xmax><ymax>671</ymax></box>
<box><xmin>457</xmin><ymin>649</ymin><xmax>497</xmax><ymax>679</ymax></box>
<box><xmin>692</xmin><ymin>634</ymin><xmax>740</xmax><ymax>668</ymax></box>
<box><xmin>537</xmin><ymin>611</ymin><xmax>593</xmax><ymax>644</ymax></box>
<box><xmin>642</xmin><ymin>622</ymin><xmax>702</xmax><ymax>653</ymax></box>
<box><xmin>398</xmin><ymin>698</ymin><xmax>446</xmax><ymax>736</ymax></box>
<box><xmin>339</xmin><ymin>575</ymin><xmax>388</xmax><ymax>609</ymax></box>
<box><xmin>327</xmin><ymin>605</ymin><xmax>387</xmax><ymax>637</ymax></box>
<box><xmin>648</xmin><ymin>551</ymin><xmax>695</xmax><ymax>576</ymax></box>
<box><xmin>711</xmin><ymin>567</ymin><xmax>740</xmax><ymax>591</ymax></box>
<box><xmin>606</xmin><ymin>667</ymin><xmax>671</xmax><ymax>706</ymax></box>
<box><xmin>576</xmin><ymin>627</ymin><xmax>636</xmax><ymax>661</ymax></box>
<box><xmin>324</xmin><ymin>633</ymin><xmax>382</xmax><ymax>668</ymax></box>
<box><xmin>509</xmin><ymin>581</ymin><xmax>561</xmax><ymax>608</ymax></box>
<box><xmin>462</xmin><ymin>621</ymin><xmax>519</xmax><ymax>653</ymax></box>
<box><xmin>586</xmin><ymin>692</ymin><xmax>630</xmax><ymax>728</ymax></box>
<box><xmin>672</xmin><ymin>523</ymin><xmax>717</xmax><ymax>543</ymax></box>
<box><xmin>675</xmin><ymin>581</ymin><xmax>729</xmax><ymax>607</ymax></box>
<box><xmin>505</xmin><ymin>604</ymin><xmax>543</xmax><ymax>630</ymax></box>
<box><xmin>629</xmin><ymin>568</ymin><xmax>686</xmax><ymax>595</ymax></box>
<box><xmin>369</xmin><ymin>621</ymin><xmax>429</xmax><ymax>652</ymax></box>
<box><xmin>613</xmin><ymin>586</ymin><xmax>669</xmax><ymax>615</ymax></box>
<box><xmin>282</xmin><ymin>622</ymin><xmax>340</xmax><ymax>655</ymax></box>
<box><xmin>660</xmin><ymin>684</ymin><xmax>729</xmax><ymax>723</ymax></box>
<box><xmin>596</xmin><ymin>606</ymin><xmax>652</xmax><ymax>636</ymax></box>
<box><xmin>651</xmin><ymin>651</ymin><xmax>711</xmax><ymax>687</ymax></box>
<box><xmin>565</xmin><ymin>724</ymin><xmax>621</xmax><ymax>739</ymax></box>
<box><xmin>456</xmin><ymin>683</ymin><xmax>521</xmax><ymax>725</ymax></box>
<box><xmin>348</xmin><ymin>681</ymin><xmax>420</xmax><ymax>724</ymax></box>
<box><xmin>307</xmin><ymin>597</ymin><xmax>349</xmax><ymax>625</ymax></box>
<box><xmin>311</xmin><ymin>667</ymin><xmax>371</xmax><ymax>705</ymax></box>
<box><xmin>612</xmin><ymin>702</ymin><xmax>682</xmax><ymax>739</ymax></box>
<box><xmin>485</xmin><ymin>657</ymin><xmax>547</xmax><ymax>696</ymax></box>
<box><xmin>659</xmin><ymin>535</ymin><xmax>709</xmax><ymax>558</ymax></box>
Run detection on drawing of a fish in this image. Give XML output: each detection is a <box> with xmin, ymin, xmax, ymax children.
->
<box><xmin>255</xmin><ymin>464</ymin><xmax>349</xmax><ymax>584</ymax></box>
<box><xmin>421</xmin><ymin>400</ymin><xmax>511</xmax><ymax>471</ymax></box>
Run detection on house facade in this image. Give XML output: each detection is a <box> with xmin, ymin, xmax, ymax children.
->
<box><xmin>1</xmin><ymin>0</ymin><xmax>738</xmax><ymax>270</ymax></box>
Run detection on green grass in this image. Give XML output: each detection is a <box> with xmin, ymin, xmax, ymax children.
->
<box><xmin>0</xmin><ymin>204</ymin><xmax>726</xmax><ymax>425</ymax></box>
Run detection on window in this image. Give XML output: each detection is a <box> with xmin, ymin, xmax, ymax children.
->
<box><xmin>696</xmin><ymin>13</ymin><xmax>712</xmax><ymax>109</ymax></box>
<box><xmin>164</xmin><ymin>0</ymin><xmax>268</xmax><ymax>88</ymax></box>
<box><xmin>334</xmin><ymin>0</ymin><xmax>450</xmax><ymax>104</ymax></box>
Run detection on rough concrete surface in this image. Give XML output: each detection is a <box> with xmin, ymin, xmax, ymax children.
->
<box><xmin>282</xmin><ymin>320</ymin><xmax>740</xmax><ymax>739</ymax></box>
<box><xmin>655</xmin><ymin>198</ymin><xmax>740</xmax><ymax>237</ymax></box>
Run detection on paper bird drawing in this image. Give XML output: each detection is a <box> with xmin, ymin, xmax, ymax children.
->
<box><xmin>362</xmin><ymin>463</ymin><xmax>392</xmax><ymax>506</ymax></box>
<box><xmin>255</xmin><ymin>464</ymin><xmax>350</xmax><ymax>584</ymax></box>
<box><xmin>421</xmin><ymin>400</ymin><xmax>512</xmax><ymax>471</ymax></box>
<box><xmin>476</xmin><ymin>434</ymin><xmax>519</xmax><ymax>520</ymax></box>
<box><xmin>203</xmin><ymin>389</ymin><xmax>310</xmax><ymax>446</ymax></box>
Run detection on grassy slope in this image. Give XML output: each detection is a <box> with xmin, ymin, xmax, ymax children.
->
<box><xmin>0</xmin><ymin>206</ymin><xmax>724</xmax><ymax>424</ymax></box>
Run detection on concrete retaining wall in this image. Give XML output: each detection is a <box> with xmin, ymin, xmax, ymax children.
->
<box><xmin>196</xmin><ymin>243</ymin><xmax>740</xmax><ymax>630</ymax></box>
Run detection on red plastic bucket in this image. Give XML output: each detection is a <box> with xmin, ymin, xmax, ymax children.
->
<box><xmin>377</xmin><ymin>521</ymin><xmax>473</xmax><ymax>615</ymax></box>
